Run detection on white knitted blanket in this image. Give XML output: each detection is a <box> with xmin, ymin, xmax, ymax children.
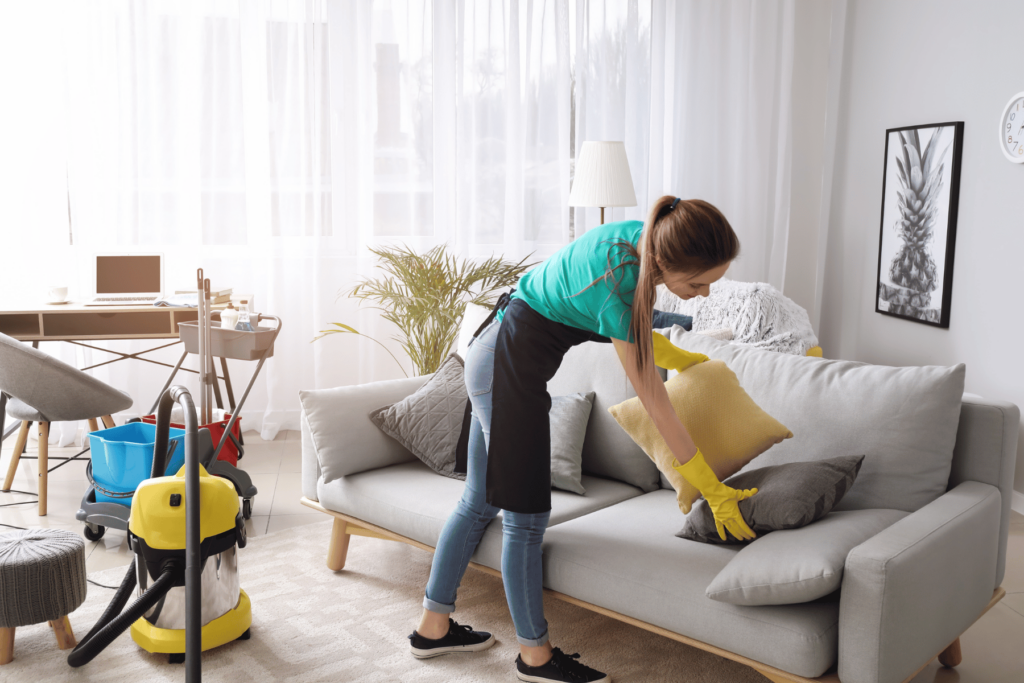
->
<box><xmin>655</xmin><ymin>279</ymin><xmax>818</xmax><ymax>356</ymax></box>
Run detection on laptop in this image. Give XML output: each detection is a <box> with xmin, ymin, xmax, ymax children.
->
<box><xmin>84</xmin><ymin>254</ymin><xmax>164</xmax><ymax>306</ymax></box>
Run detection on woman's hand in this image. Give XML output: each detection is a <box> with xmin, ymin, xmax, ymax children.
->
<box><xmin>612</xmin><ymin>336</ymin><xmax>757</xmax><ymax>542</ymax></box>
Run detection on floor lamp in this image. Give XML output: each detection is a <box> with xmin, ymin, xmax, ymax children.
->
<box><xmin>568</xmin><ymin>141</ymin><xmax>637</xmax><ymax>226</ymax></box>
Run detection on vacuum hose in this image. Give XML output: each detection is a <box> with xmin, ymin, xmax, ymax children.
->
<box><xmin>67</xmin><ymin>558</ymin><xmax>178</xmax><ymax>667</ymax></box>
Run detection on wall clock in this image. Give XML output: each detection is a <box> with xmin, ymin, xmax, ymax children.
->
<box><xmin>1000</xmin><ymin>92</ymin><xmax>1024</xmax><ymax>163</ymax></box>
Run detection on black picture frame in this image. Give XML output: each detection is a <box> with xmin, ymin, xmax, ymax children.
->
<box><xmin>875</xmin><ymin>121</ymin><xmax>964</xmax><ymax>328</ymax></box>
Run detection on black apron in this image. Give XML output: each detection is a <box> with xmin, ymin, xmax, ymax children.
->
<box><xmin>455</xmin><ymin>293</ymin><xmax>684</xmax><ymax>513</ymax></box>
<box><xmin>483</xmin><ymin>296</ymin><xmax>610</xmax><ymax>514</ymax></box>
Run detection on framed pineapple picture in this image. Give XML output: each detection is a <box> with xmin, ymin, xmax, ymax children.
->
<box><xmin>875</xmin><ymin>121</ymin><xmax>964</xmax><ymax>328</ymax></box>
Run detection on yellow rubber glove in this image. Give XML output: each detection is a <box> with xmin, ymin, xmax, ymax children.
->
<box><xmin>672</xmin><ymin>450</ymin><xmax>758</xmax><ymax>541</ymax></box>
<box><xmin>652</xmin><ymin>331</ymin><xmax>709</xmax><ymax>373</ymax></box>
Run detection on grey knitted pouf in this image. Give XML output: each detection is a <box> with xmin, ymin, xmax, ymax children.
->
<box><xmin>0</xmin><ymin>528</ymin><xmax>87</xmax><ymax>628</ymax></box>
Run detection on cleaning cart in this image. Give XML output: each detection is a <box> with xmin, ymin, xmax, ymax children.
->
<box><xmin>77</xmin><ymin>270</ymin><xmax>280</xmax><ymax>538</ymax></box>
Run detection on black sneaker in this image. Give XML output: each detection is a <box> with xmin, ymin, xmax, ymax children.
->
<box><xmin>515</xmin><ymin>647</ymin><xmax>610</xmax><ymax>682</ymax></box>
<box><xmin>408</xmin><ymin>618</ymin><xmax>495</xmax><ymax>659</ymax></box>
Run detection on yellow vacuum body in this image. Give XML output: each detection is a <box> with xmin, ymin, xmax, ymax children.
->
<box><xmin>127</xmin><ymin>463</ymin><xmax>251</xmax><ymax>654</ymax></box>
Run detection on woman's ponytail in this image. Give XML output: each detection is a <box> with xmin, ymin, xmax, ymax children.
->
<box><xmin>629</xmin><ymin>196</ymin><xmax>739</xmax><ymax>382</ymax></box>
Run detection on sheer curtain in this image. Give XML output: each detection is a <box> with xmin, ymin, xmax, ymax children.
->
<box><xmin>574</xmin><ymin>0</ymin><xmax>802</xmax><ymax>290</ymax></box>
<box><xmin>0</xmin><ymin>0</ymin><xmax>831</xmax><ymax>444</ymax></box>
<box><xmin>0</xmin><ymin>0</ymin><xmax>573</xmax><ymax>443</ymax></box>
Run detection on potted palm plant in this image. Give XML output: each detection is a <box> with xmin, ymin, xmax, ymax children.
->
<box><xmin>314</xmin><ymin>244</ymin><xmax>533</xmax><ymax>376</ymax></box>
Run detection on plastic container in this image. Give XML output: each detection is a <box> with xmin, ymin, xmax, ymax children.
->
<box><xmin>88</xmin><ymin>422</ymin><xmax>187</xmax><ymax>505</ymax></box>
<box><xmin>178</xmin><ymin>320</ymin><xmax>275</xmax><ymax>361</ymax></box>
<box><xmin>220</xmin><ymin>303</ymin><xmax>239</xmax><ymax>330</ymax></box>
<box><xmin>140</xmin><ymin>412</ymin><xmax>242</xmax><ymax>467</ymax></box>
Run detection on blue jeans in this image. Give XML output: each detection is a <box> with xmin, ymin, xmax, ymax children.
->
<box><xmin>423</xmin><ymin>319</ymin><xmax>551</xmax><ymax>647</ymax></box>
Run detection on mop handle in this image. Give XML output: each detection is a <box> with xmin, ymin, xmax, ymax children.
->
<box><xmin>204</xmin><ymin>278</ymin><xmax>213</xmax><ymax>426</ymax></box>
<box><xmin>196</xmin><ymin>270</ymin><xmax>205</xmax><ymax>425</ymax></box>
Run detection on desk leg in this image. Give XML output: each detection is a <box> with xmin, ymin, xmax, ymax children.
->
<box><xmin>38</xmin><ymin>422</ymin><xmax>48</xmax><ymax>516</ymax></box>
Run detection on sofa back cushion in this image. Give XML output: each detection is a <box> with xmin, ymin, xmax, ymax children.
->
<box><xmin>664</xmin><ymin>331</ymin><xmax>966</xmax><ymax>513</ymax></box>
<box><xmin>548</xmin><ymin>342</ymin><xmax>662</xmax><ymax>492</ymax></box>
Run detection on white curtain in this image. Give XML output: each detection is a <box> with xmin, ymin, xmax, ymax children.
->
<box><xmin>0</xmin><ymin>0</ymin><xmax>573</xmax><ymax>443</ymax></box>
<box><xmin>0</xmin><ymin>0</ymin><xmax>829</xmax><ymax>444</ymax></box>
<box><xmin>574</xmin><ymin>0</ymin><xmax>799</xmax><ymax>291</ymax></box>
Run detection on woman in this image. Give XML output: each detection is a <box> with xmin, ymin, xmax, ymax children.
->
<box><xmin>407</xmin><ymin>196</ymin><xmax>757</xmax><ymax>683</ymax></box>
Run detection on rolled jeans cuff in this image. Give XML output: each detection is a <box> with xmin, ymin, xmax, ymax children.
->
<box><xmin>422</xmin><ymin>595</ymin><xmax>455</xmax><ymax>614</ymax></box>
<box><xmin>516</xmin><ymin>627</ymin><xmax>549</xmax><ymax>647</ymax></box>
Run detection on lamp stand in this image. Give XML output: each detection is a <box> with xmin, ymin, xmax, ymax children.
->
<box><xmin>600</xmin><ymin>207</ymin><xmax>605</xmax><ymax>225</ymax></box>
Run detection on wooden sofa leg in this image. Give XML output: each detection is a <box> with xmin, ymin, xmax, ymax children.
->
<box><xmin>327</xmin><ymin>518</ymin><xmax>351</xmax><ymax>571</ymax></box>
<box><xmin>938</xmin><ymin>637</ymin><xmax>962</xmax><ymax>668</ymax></box>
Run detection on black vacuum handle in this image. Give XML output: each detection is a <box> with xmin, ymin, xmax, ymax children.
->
<box><xmin>150</xmin><ymin>385</ymin><xmax>202</xmax><ymax>683</ymax></box>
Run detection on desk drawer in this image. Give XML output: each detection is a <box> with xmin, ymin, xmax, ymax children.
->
<box><xmin>0</xmin><ymin>313</ymin><xmax>41</xmax><ymax>337</ymax></box>
<box><xmin>43</xmin><ymin>311</ymin><xmax>171</xmax><ymax>337</ymax></box>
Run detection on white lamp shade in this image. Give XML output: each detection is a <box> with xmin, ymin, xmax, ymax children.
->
<box><xmin>568</xmin><ymin>141</ymin><xmax>637</xmax><ymax>208</ymax></box>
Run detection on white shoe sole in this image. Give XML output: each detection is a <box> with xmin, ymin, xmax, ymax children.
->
<box><xmin>410</xmin><ymin>634</ymin><xmax>496</xmax><ymax>659</ymax></box>
<box><xmin>516</xmin><ymin>670</ymin><xmax>610</xmax><ymax>682</ymax></box>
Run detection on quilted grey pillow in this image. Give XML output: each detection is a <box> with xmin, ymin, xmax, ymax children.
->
<box><xmin>370</xmin><ymin>354</ymin><xmax>469</xmax><ymax>480</ymax></box>
<box><xmin>369</xmin><ymin>356</ymin><xmax>595</xmax><ymax>495</ymax></box>
<box><xmin>678</xmin><ymin>455</ymin><xmax>865</xmax><ymax>544</ymax></box>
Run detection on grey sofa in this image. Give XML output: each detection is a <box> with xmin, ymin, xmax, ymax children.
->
<box><xmin>298</xmin><ymin>335</ymin><xmax>1018</xmax><ymax>683</ymax></box>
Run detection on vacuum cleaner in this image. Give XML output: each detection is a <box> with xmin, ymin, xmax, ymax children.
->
<box><xmin>68</xmin><ymin>385</ymin><xmax>251</xmax><ymax>681</ymax></box>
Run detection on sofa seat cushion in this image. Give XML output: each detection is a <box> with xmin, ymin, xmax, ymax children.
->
<box><xmin>540</xmin><ymin>490</ymin><xmax>840</xmax><ymax>678</ymax></box>
<box><xmin>315</xmin><ymin>461</ymin><xmax>645</xmax><ymax>570</ymax></box>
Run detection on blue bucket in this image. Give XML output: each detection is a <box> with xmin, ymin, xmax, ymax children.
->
<box><xmin>88</xmin><ymin>422</ymin><xmax>187</xmax><ymax>505</ymax></box>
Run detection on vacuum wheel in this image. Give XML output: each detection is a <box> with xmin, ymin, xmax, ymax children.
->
<box><xmin>169</xmin><ymin>653</ymin><xmax>185</xmax><ymax>664</ymax></box>
<box><xmin>242</xmin><ymin>498</ymin><xmax>253</xmax><ymax>519</ymax></box>
<box><xmin>84</xmin><ymin>524</ymin><xmax>105</xmax><ymax>542</ymax></box>
<box><xmin>237</xmin><ymin>629</ymin><xmax>251</xmax><ymax>641</ymax></box>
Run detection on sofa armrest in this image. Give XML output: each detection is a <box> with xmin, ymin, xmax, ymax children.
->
<box><xmin>837</xmin><ymin>481</ymin><xmax>1002</xmax><ymax>683</ymax></box>
<box><xmin>299</xmin><ymin>375</ymin><xmax>430</xmax><ymax>488</ymax></box>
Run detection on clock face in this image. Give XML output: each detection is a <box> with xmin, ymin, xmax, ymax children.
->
<box><xmin>1001</xmin><ymin>92</ymin><xmax>1024</xmax><ymax>163</ymax></box>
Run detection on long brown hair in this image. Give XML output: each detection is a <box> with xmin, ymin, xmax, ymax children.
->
<box><xmin>605</xmin><ymin>196</ymin><xmax>740</xmax><ymax>380</ymax></box>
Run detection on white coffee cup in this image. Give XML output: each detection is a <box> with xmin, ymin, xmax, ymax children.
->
<box><xmin>46</xmin><ymin>286</ymin><xmax>68</xmax><ymax>303</ymax></box>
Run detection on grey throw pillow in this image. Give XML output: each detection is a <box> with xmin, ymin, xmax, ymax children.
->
<box><xmin>549</xmin><ymin>392</ymin><xmax>595</xmax><ymax>495</ymax></box>
<box><xmin>677</xmin><ymin>455</ymin><xmax>865</xmax><ymax>544</ymax></box>
<box><xmin>369</xmin><ymin>356</ymin><xmax>595</xmax><ymax>495</ymax></box>
<box><xmin>370</xmin><ymin>354</ymin><xmax>469</xmax><ymax>480</ymax></box>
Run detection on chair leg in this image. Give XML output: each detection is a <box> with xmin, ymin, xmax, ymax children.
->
<box><xmin>939</xmin><ymin>637</ymin><xmax>962</xmax><ymax>668</ymax></box>
<box><xmin>87</xmin><ymin>418</ymin><xmax>99</xmax><ymax>433</ymax></box>
<box><xmin>38</xmin><ymin>422</ymin><xmax>48</xmax><ymax>516</ymax></box>
<box><xmin>0</xmin><ymin>626</ymin><xmax>13</xmax><ymax>665</ymax></box>
<box><xmin>2</xmin><ymin>421</ymin><xmax>30</xmax><ymax>491</ymax></box>
<box><xmin>100</xmin><ymin>415</ymin><xmax>115</xmax><ymax>429</ymax></box>
<box><xmin>327</xmin><ymin>518</ymin><xmax>351</xmax><ymax>571</ymax></box>
<box><xmin>49</xmin><ymin>615</ymin><xmax>76</xmax><ymax>650</ymax></box>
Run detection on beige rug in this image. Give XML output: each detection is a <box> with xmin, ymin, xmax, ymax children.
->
<box><xmin>5</xmin><ymin>520</ymin><xmax>767</xmax><ymax>682</ymax></box>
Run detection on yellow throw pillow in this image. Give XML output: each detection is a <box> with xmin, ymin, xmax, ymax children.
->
<box><xmin>608</xmin><ymin>360</ymin><xmax>793</xmax><ymax>514</ymax></box>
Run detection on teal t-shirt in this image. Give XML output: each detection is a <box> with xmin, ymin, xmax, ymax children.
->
<box><xmin>497</xmin><ymin>220</ymin><xmax>644</xmax><ymax>342</ymax></box>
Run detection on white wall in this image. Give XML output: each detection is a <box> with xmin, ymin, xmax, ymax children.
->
<box><xmin>821</xmin><ymin>0</ymin><xmax>1024</xmax><ymax>502</ymax></box>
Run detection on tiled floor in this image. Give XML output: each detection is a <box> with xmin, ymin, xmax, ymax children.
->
<box><xmin>1</xmin><ymin>428</ymin><xmax>1023</xmax><ymax>681</ymax></box>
